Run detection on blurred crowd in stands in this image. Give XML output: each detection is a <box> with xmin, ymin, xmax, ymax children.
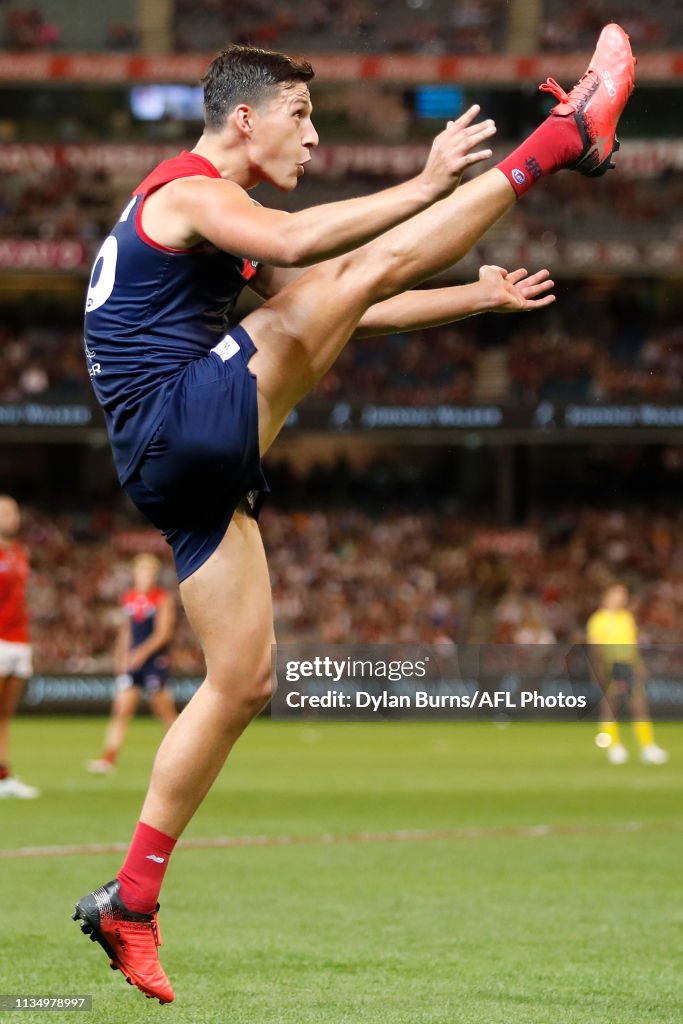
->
<box><xmin>0</xmin><ymin>166</ymin><xmax>114</xmax><ymax>242</ymax></box>
<box><xmin>1</xmin><ymin>4</ymin><xmax>138</xmax><ymax>51</ymax></box>
<box><xmin>540</xmin><ymin>0</ymin><xmax>683</xmax><ymax>51</ymax></box>
<box><xmin>2</xmin><ymin>278</ymin><xmax>680</xmax><ymax>406</ymax></box>
<box><xmin>174</xmin><ymin>0</ymin><xmax>509</xmax><ymax>55</ymax></box>
<box><xmin>490</xmin><ymin>506</ymin><xmax>683</xmax><ymax>645</ymax></box>
<box><xmin>2</xmin><ymin>161</ymin><xmax>679</xmax><ymax>245</ymax></box>
<box><xmin>2</xmin><ymin>0</ymin><xmax>681</xmax><ymax>54</ymax></box>
<box><xmin>21</xmin><ymin>501</ymin><xmax>683</xmax><ymax>675</ymax></box>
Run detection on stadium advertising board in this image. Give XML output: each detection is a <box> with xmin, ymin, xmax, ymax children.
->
<box><xmin>20</xmin><ymin>648</ymin><xmax>683</xmax><ymax>719</ymax></box>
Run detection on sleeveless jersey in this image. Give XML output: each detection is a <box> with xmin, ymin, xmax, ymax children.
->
<box><xmin>121</xmin><ymin>586</ymin><xmax>168</xmax><ymax>652</ymax></box>
<box><xmin>84</xmin><ymin>152</ymin><xmax>258</xmax><ymax>485</ymax></box>
<box><xmin>0</xmin><ymin>541</ymin><xmax>30</xmax><ymax>643</ymax></box>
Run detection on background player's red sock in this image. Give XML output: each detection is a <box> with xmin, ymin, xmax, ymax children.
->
<box><xmin>497</xmin><ymin>114</ymin><xmax>584</xmax><ymax>197</ymax></box>
<box><xmin>117</xmin><ymin>820</ymin><xmax>177</xmax><ymax>914</ymax></box>
<box><xmin>0</xmin><ymin>763</ymin><xmax>9</xmax><ymax>780</ymax></box>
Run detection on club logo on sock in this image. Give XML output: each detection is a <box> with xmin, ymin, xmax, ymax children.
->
<box><xmin>146</xmin><ymin>854</ymin><xmax>166</xmax><ymax>864</ymax></box>
<box><xmin>512</xmin><ymin>168</ymin><xmax>527</xmax><ymax>185</ymax></box>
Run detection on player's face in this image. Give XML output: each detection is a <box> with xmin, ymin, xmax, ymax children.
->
<box><xmin>250</xmin><ymin>83</ymin><xmax>318</xmax><ymax>191</ymax></box>
<box><xmin>0</xmin><ymin>497</ymin><xmax>20</xmax><ymax>539</ymax></box>
<box><xmin>133</xmin><ymin>560</ymin><xmax>158</xmax><ymax>592</ymax></box>
<box><xmin>605</xmin><ymin>584</ymin><xmax>628</xmax><ymax>610</ymax></box>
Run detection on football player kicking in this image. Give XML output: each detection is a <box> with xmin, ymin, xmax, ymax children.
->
<box><xmin>74</xmin><ymin>26</ymin><xmax>636</xmax><ymax>1002</ymax></box>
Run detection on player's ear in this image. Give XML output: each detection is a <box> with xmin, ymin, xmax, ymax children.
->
<box><xmin>233</xmin><ymin>104</ymin><xmax>254</xmax><ymax>138</ymax></box>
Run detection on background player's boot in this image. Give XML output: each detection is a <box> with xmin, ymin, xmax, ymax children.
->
<box><xmin>640</xmin><ymin>743</ymin><xmax>669</xmax><ymax>765</ymax></box>
<box><xmin>540</xmin><ymin>23</ymin><xmax>636</xmax><ymax>176</ymax></box>
<box><xmin>0</xmin><ymin>776</ymin><xmax>40</xmax><ymax>798</ymax></box>
<box><xmin>85</xmin><ymin>758</ymin><xmax>115</xmax><ymax>774</ymax></box>
<box><xmin>606</xmin><ymin>742</ymin><xmax>629</xmax><ymax>765</ymax></box>
<box><xmin>72</xmin><ymin>878</ymin><xmax>174</xmax><ymax>1004</ymax></box>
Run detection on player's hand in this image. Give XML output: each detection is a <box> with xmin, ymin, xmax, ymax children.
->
<box><xmin>127</xmin><ymin>648</ymin><xmax>146</xmax><ymax>671</ymax></box>
<box><xmin>479</xmin><ymin>265</ymin><xmax>556</xmax><ymax>313</ymax></box>
<box><xmin>419</xmin><ymin>106</ymin><xmax>496</xmax><ymax>200</ymax></box>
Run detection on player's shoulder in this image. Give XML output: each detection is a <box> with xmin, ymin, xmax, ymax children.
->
<box><xmin>1</xmin><ymin>540</ymin><xmax>29</xmax><ymax>564</ymax></box>
<box><xmin>165</xmin><ymin>174</ymin><xmax>248</xmax><ymax>203</ymax></box>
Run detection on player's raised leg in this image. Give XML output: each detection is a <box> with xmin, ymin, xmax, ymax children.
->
<box><xmin>246</xmin><ymin>24</ymin><xmax>636</xmax><ymax>448</ymax></box>
<box><xmin>342</xmin><ymin>22</ymin><xmax>636</xmax><ymax>296</ymax></box>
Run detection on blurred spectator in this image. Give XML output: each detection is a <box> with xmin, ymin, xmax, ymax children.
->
<box><xmin>104</xmin><ymin>20</ymin><xmax>139</xmax><ymax>51</ymax></box>
<box><xmin>4</xmin><ymin>5</ymin><xmax>60</xmax><ymax>50</ymax></box>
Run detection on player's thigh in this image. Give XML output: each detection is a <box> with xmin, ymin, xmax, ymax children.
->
<box><xmin>0</xmin><ymin>675</ymin><xmax>25</xmax><ymax>716</ymax></box>
<box><xmin>242</xmin><ymin>254</ymin><xmax>382</xmax><ymax>455</ymax></box>
<box><xmin>179</xmin><ymin>507</ymin><xmax>274</xmax><ymax>696</ymax></box>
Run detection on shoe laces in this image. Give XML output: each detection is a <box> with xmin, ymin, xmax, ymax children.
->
<box><xmin>539</xmin><ymin>72</ymin><xmax>597</xmax><ymax>107</ymax></box>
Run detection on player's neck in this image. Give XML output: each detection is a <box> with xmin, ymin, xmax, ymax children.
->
<box><xmin>191</xmin><ymin>135</ymin><xmax>257</xmax><ymax>190</ymax></box>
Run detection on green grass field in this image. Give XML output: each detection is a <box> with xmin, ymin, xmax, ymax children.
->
<box><xmin>1</xmin><ymin>718</ymin><xmax>681</xmax><ymax>1023</ymax></box>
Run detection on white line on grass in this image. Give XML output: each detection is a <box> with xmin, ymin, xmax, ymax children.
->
<box><xmin>0</xmin><ymin>820</ymin><xmax>680</xmax><ymax>859</ymax></box>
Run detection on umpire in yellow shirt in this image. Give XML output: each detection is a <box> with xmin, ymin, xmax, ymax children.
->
<box><xmin>587</xmin><ymin>582</ymin><xmax>668</xmax><ymax>764</ymax></box>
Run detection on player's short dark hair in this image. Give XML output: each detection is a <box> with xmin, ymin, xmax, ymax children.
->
<box><xmin>202</xmin><ymin>44</ymin><xmax>314</xmax><ymax>132</ymax></box>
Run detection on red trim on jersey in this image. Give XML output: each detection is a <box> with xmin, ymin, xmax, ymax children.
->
<box><xmin>121</xmin><ymin>586</ymin><xmax>167</xmax><ymax>610</ymax></box>
<box><xmin>131</xmin><ymin>149</ymin><xmax>259</xmax><ymax>269</ymax></box>
<box><xmin>133</xmin><ymin>151</ymin><xmax>222</xmax><ymax>255</ymax></box>
<box><xmin>134</xmin><ymin>198</ymin><xmax>202</xmax><ymax>255</ymax></box>
<box><xmin>133</xmin><ymin>151</ymin><xmax>221</xmax><ymax>197</ymax></box>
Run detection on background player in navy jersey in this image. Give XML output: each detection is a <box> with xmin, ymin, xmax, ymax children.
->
<box><xmin>74</xmin><ymin>33</ymin><xmax>636</xmax><ymax>1002</ymax></box>
<box><xmin>87</xmin><ymin>553</ymin><xmax>177</xmax><ymax>775</ymax></box>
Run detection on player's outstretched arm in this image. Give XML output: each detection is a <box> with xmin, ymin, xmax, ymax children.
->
<box><xmin>158</xmin><ymin>107</ymin><xmax>496</xmax><ymax>267</ymax></box>
<box><xmin>353</xmin><ymin>265</ymin><xmax>555</xmax><ymax>337</ymax></box>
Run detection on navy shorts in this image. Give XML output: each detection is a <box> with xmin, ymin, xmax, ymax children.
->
<box><xmin>118</xmin><ymin>656</ymin><xmax>170</xmax><ymax>694</ymax></box>
<box><xmin>124</xmin><ymin>324</ymin><xmax>268</xmax><ymax>582</ymax></box>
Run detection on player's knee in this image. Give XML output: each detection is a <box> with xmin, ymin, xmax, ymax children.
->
<box><xmin>208</xmin><ymin>644</ymin><xmax>273</xmax><ymax>719</ymax></box>
<box><xmin>242</xmin><ymin>665</ymin><xmax>272</xmax><ymax>717</ymax></box>
<box><xmin>326</xmin><ymin>246</ymin><xmax>397</xmax><ymax>304</ymax></box>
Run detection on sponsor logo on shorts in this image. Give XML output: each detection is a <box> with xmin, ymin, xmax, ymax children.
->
<box><xmin>525</xmin><ymin>156</ymin><xmax>542</xmax><ymax>181</ymax></box>
<box><xmin>211</xmin><ymin>335</ymin><xmax>240</xmax><ymax>362</ymax></box>
<box><xmin>512</xmin><ymin>168</ymin><xmax>527</xmax><ymax>185</ymax></box>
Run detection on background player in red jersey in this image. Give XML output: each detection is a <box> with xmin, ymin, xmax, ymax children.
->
<box><xmin>75</xmin><ymin>29</ymin><xmax>636</xmax><ymax>1003</ymax></box>
<box><xmin>87</xmin><ymin>553</ymin><xmax>177</xmax><ymax>775</ymax></box>
<box><xmin>0</xmin><ymin>494</ymin><xmax>39</xmax><ymax>799</ymax></box>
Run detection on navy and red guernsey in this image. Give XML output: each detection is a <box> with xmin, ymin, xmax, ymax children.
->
<box><xmin>122</xmin><ymin>586</ymin><xmax>168</xmax><ymax>652</ymax></box>
<box><xmin>84</xmin><ymin>151</ymin><xmax>258</xmax><ymax>486</ymax></box>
